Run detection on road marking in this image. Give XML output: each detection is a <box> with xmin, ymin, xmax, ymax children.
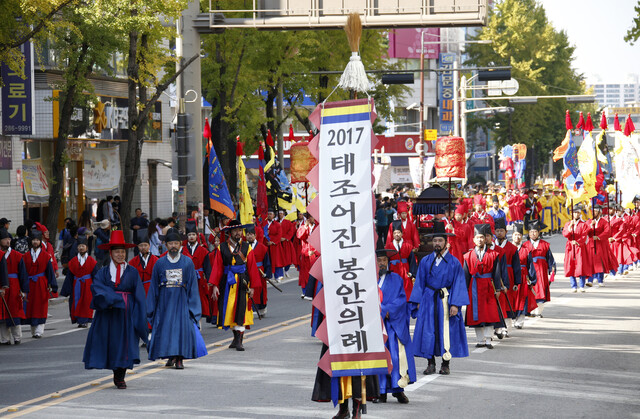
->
<box><xmin>1</xmin><ymin>314</ymin><xmax>311</xmax><ymax>418</ymax></box>
<box><xmin>404</xmin><ymin>374</ymin><xmax>440</xmax><ymax>392</ymax></box>
<box><xmin>52</xmin><ymin>328</ymin><xmax>86</xmax><ymax>337</ymax></box>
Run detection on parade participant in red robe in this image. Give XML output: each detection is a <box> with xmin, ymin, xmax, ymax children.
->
<box><xmin>563</xmin><ymin>205</ymin><xmax>594</xmax><ymax>292</ymax></box>
<box><xmin>463</xmin><ymin>224</ymin><xmax>503</xmax><ymax>349</ymax></box>
<box><xmin>493</xmin><ymin>218</ymin><xmax>521</xmax><ymax>338</ymax></box>
<box><xmin>297</xmin><ymin>214</ymin><xmax>318</xmax><ymax>297</ymax></box>
<box><xmin>292</xmin><ymin>212</ymin><xmax>304</xmax><ymax>269</ymax></box>
<box><xmin>206</xmin><ymin>234</ymin><xmax>223</xmax><ymax>324</ymax></box>
<box><xmin>34</xmin><ymin>222</ymin><xmax>59</xmax><ymax>273</ymax></box>
<box><xmin>469</xmin><ymin>195</ymin><xmax>495</xmax><ymax>233</ymax></box>
<box><xmin>22</xmin><ymin>231</ymin><xmax>57</xmax><ymax>338</ymax></box>
<box><xmin>262</xmin><ymin>208</ymin><xmax>285</xmax><ymax>282</ymax></box>
<box><xmin>511</xmin><ymin>223</ymin><xmax>538</xmax><ymax>329</ymax></box>
<box><xmin>182</xmin><ymin>222</ymin><xmax>212</xmax><ymax>324</ymax></box>
<box><xmin>441</xmin><ymin>205</ymin><xmax>463</xmax><ymax>263</ymax></box>
<box><xmin>523</xmin><ymin>220</ymin><xmax>555</xmax><ymax>317</ymax></box>
<box><xmin>609</xmin><ymin>206</ymin><xmax>630</xmax><ymax>277</ymax></box>
<box><xmin>277</xmin><ymin>209</ymin><xmax>296</xmax><ymax>275</ymax></box>
<box><xmin>387</xmin><ymin>201</ymin><xmax>420</xmax><ymax>250</ymax></box>
<box><xmin>246</xmin><ymin>226</ymin><xmax>270</xmax><ymax>317</ymax></box>
<box><xmin>386</xmin><ymin>221</ymin><xmax>417</xmax><ymax>299</ymax></box>
<box><xmin>587</xmin><ymin>204</ymin><xmax>617</xmax><ymax>287</ymax></box>
<box><xmin>129</xmin><ymin>230</ymin><xmax>158</xmax><ymax>295</ymax></box>
<box><xmin>61</xmin><ymin>236</ymin><xmax>97</xmax><ymax>327</ymax></box>
<box><xmin>451</xmin><ymin>205</ymin><xmax>472</xmax><ymax>259</ymax></box>
<box><xmin>0</xmin><ymin>229</ymin><xmax>27</xmax><ymax>345</ymax></box>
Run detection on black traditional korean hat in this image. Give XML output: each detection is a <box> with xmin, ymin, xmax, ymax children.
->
<box><xmin>162</xmin><ymin>227</ymin><xmax>184</xmax><ymax>243</ymax></box>
<box><xmin>185</xmin><ymin>220</ymin><xmax>197</xmax><ymax>234</ymax></box>
<box><xmin>494</xmin><ymin>218</ymin><xmax>507</xmax><ymax>231</ymax></box>
<box><xmin>571</xmin><ymin>204</ymin><xmax>583</xmax><ymax>212</ymax></box>
<box><xmin>220</xmin><ymin>219</ymin><xmax>252</xmax><ymax>232</ymax></box>
<box><xmin>0</xmin><ymin>228</ymin><xmax>10</xmax><ymax>241</ymax></box>
<box><xmin>513</xmin><ymin>223</ymin><xmax>525</xmax><ymax>235</ymax></box>
<box><xmin>391</xmin><ymin>220</ymin><xmax>403</xmax><ymax>232</ymax></box>
<box><xmin>76</xmin><ymin>235</ymin><xmax>89</xmax><ymax>246</ymax></box>
<box><xmin>375</xmin><ymin>247</ymin><xmax>397</xmax><ymax>258</ymax></box>
<box><xmin>473</xmin><ymin>223</ymin><xmax>491</xmax><ymax>236</ymax></box>
<box><xmin>427</xmin><ymin>220</ymin><xmax>455</xmax><ymax>238</ymax></box>
<box><xmin>527</xmin><ymin>219</ymin><xmax>546</xmax><ymax>232</ymax></box>
<box><xmin>137</xmin><ymin>228</ymin><xmax>150</xmax><ymax>244</ymax></box>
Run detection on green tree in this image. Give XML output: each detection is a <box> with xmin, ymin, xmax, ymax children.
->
<box><xmin>0</xmin><ymin>0</ymin><xmax>76</xmax><ymax>84</ymax></box>
<box><xmin>465</xmin><ymin>0</ymin><xmax>593</xmax><ymax>183</ymax></box>
<box><xmin>625</xmin><ymin>1</ymin><xmax>640</xmax><ymax>44</ymax></box>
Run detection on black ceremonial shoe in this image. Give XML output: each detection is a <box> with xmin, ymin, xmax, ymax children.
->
<box><xmin>175</xmin><ymin>357</ymin><xmax>184</xmax><ymax>369</ymax></box>
<box><xmin>392</xmin><ymin>392</ymin><xmax>409</xmax><ymax>404</ymax></box>
<box><xmin>165</xmin><ymin>357</ymin><xmax>175</xmax><ymax>367</ymax></box>
<box><xmin>236</xmin><ymin>332</ymin><xmax>245</xmax><ymax>351</ymax></box>
<box><xmin>372</xmin><ymin>394</ymin><xmax>387</xmax><ymax>403</ymax></box>
<box><xmin>423</xmin><ymin>363</ymin><xmax>436</xmax><ymax>375</ymax></box>
<box><xmin>229</xmin><ymin>330</ymin><xmax>239</xmax><ymax>349</ymax></box>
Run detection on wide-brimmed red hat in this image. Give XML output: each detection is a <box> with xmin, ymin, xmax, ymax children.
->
<box><xmin>98</xmin><ymin>230</ymin><xmax>136</xmax><ymax>250</ymax></box>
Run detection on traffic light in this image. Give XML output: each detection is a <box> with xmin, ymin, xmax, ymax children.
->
<box><xmin>478</xmin><ymin>69</ymin><xmax>511</xmax><ymax>81</ymax></box>
<box><xmin>381</xmin><ymin>73</ymin><xmax>414</xmax><ymax>85</ymax></box>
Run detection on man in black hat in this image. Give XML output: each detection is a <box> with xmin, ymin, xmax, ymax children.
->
<box><xmin>511</xmin><ymin>223</ymin><xmax>538</xmax><ymax>329</ymax></box>
<box><xmin>129</xmin><ymin>229</ymin><xmax>158</xmax><ymax>297</ymax></box>
<box><xmin>523</xmin><ymin>220</ymin><xmax>555</xmax><ymax>317</ymax></box>
<box><xmin>147</xmin><ymin>228</ymin><xmax>206</xmax><ymax>368</ymax></box>
<box><xmin>209</xmin><ymin>220</ymin><xmax>261</xmax><ymax>351</ymax></box>
<box><xmin>262</xmin><ymin>208</ymin><xmax>285</xmax><ymax>282</ymax></box>
<box><xmin>488</xmin><ymin>195</ymin><xmax>506</xmax><ymax>226</ymax></box>
<box><xmin>0</xmin><ymin>228</ymin><xmax>23</xmax><ymax>344</ymax></box>
<box><xmin>386</xmin><ymin>220</ymin><xmax>417</xmax><ymax>299</ymax></box>
<box><xmin>60</xmin><ymin>236</ymin><xmax>98</xmax><ymax>328</ymax></box>
<box><xmin>587</xmin><ymin>204</ymin><xmax>616</xmax><ymax>287</ymax></box>
<box><xmin>373</xmin><ymin>247</ymin><xmax>414</xmax><ymax>404</ymax></box>
<box><xmin>562</xmin><ymin>205</ymin><xmax>592</xmax><ymax>293</ymax></box>
<box><xmin>410</xmin><ymin>220</ymin><xmax>469</xmax><ymax>375</ymax></box>
<box><xmin>493</xmin><ymin>218</ymin><xmax>521</xmax><ymax>338</ymax></box>
<box><xmin>0</xmin><ymin>218</ymin><xmax>12</xmax><ymax>238</ymax></box>
<box><xmin>463</xmin><ymin>224</ymin><xmax>503</xmax><ymax>348</ymax></box>
<box><xmin>182</xmin><ymin>221</ymin><xmax>212</xmax><ymax>325</ymax></box>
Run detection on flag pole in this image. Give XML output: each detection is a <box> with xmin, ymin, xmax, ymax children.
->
<box><xmin>571</xmin><ymin>198</ymin><xmax>575</xmax><ymax>262</ymax></box>
<box><xmin>591</xmin><ymin>197</ymin><xmax>597</xmax><ymax>256</ymax></box>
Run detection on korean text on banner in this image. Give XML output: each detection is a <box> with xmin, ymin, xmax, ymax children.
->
<box><xmin>22</xmin><ymin>158</ymin><xmax>49</xmax><ymax>203</ymax></box>
<box><xmin>319</xmin><ymin>100</ymin><xmax>387</xmax><ymax>377</ymax></box>
<box><xmin>438</xmin><ymin>53</ymin><xmax>456</xmax><ymax>135</ymax></box>
<box><xmin>1</xmin><ymin>42</ymin><xmax>34</xmax><ymax>135</ymax></box>
<box><xmin>83</xmin><ymin>147</ymin><xmax>121</xmax><ymax>198</ymax></box>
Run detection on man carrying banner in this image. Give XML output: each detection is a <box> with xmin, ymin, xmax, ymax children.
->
<box><xmin>0</xmin><ymin>229</ymin><xmax>26</xmax><ymax>345</ymax></box>
<box><xmin>523</xmin><ymin>220</ymin><xmax>555</xmax><ymax>317</ymax></box>
<box><xmin>563</xmin><ymin>205</ymin><xmax>593</xmax><ymax>293</ymax></box>
<box><xmin>263</xmin><ymin>209</ymin><xmax>285</xmax><ymax>283</ymax></box>
<box><xmin>60</xmin><ymin>236</ymin><xmax>97</xmax><ymax>328</ymax></box>
<box><xmin>511</xmin><ymin>223</ymin><xmax>537</xmax><ymax>329</ymax></box>
<box><xmin>410</xmin><ymin>221</ymin><xmax>469</xmax><ymax>375</ymax></box>
<box><xmin>23</xmin><ymin>230</ymin><xmax>57</xmax><ymax>338</ymax></box>
<box><xmin>147</xmin><ymin>228</ymin><xmax>206</xmax><ymax>369</ymax></box>
<box><xmin>209</xmin><ymin>220</ymin><xmax>261</xmax><ymax>351</ymax></box>
<box><xmin>463</xmin><ymin>224</ymin><xmax>503</xmax><ymax>349</ymax></box>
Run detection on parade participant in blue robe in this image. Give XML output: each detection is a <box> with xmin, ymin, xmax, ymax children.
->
<box><xmin>410</xmin><ymin>221</ymin><xmax>469</xmax><ymax>375</ymax></box>
<box><xmin>147</xmin><ymin>228</ymin><xmax>206</xmax><ymax>369</ymax></box>
<box><xmin>83</xmin><ymin>231</ymin><xmax>148</xmax><ymax>390</ymax></box>
<box><xmin>373</xmin><ymin>248</ymin><xmax>416</xmax><ymax>405</ymax></box>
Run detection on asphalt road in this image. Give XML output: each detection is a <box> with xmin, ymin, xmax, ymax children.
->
<box><xmin>1</xmin><ymin>234</ymin><xmax>639</xmax><ymax>418</ymax></box>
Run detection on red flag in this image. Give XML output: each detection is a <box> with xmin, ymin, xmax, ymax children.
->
<box><xmin>236</xmin><ymin>135</ymin><xmax>244</xmax><ymax>157</ymax></box>
<box><xmin>204</xmin><ymin>118</ymin><xmax>212</xmax><ymax>159</ymax></box>
<box><xmin>266</xmin><ymin>129</ymin><xmax>274</xmax><ymax>147</ymax></box>
<box><xmin>614</xmin><ymin>113</ymin><xmax>621</xmax><ymax>131</ymax></box>
<box><xmin>624</xmin><ymin>114</ymin><xmax>636</xmax><ymax>136</ymax></box>
<box><xmin>584</xmin><ymin>112</ymin><xmax>594</xmax><ymax>132</ymax></box>
<box><xmin>565</xmin><ymin>110</ymin><xmax>573</xmax><ymax>130</ymax></box>
<box><xmin>576</xmin><ymin>111</ymin><xmax>585</xmax><ymax>130</ymax></box>
<box><xmin>599</xmin><ymin>112</ymin><xmax>607</xmax><ymax>130</ymax></box>
<box><xmin>288</xmin><ymin>124</ymin><xmax>295</xmax><ymax>143</ymax></box>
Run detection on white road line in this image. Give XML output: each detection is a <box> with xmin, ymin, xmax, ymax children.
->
<box><xmin>404</xmin><ymin>374</ymin><xmax>440</xmax><ymax>392</ymax></box>
<box><xmin>52</xmin><ymin>328</ymin><xmax>86</xmax><ymax>336</ymax></box>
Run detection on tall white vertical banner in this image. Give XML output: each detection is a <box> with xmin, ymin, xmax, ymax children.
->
<box><xmin>317</xmin><ymin>99</ymin><xmax>388</xmax><ymax>376</ymax></box>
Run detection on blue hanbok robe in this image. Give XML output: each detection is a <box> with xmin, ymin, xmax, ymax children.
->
<box><xmin>410</xmin><ymin>252</ymin><xmax>470</xmax><ymax>359</ymax></box>
<box><xmin>83</xmin><ymin>264</ymin><xmax>148</xmax><ymax>370</ymax></box>
<box><xmin>378</xmin><ymin>271</ymin><xmax>416</xmax><ymax>394</ymax></box>
<box><xmin>146</xmin><ymin>254</ymin><xmax>204</xmax><ymax>360</ymax></box>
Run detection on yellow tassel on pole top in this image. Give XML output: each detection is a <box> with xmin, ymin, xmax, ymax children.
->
<box><xmin>338</xmin><ymin>13</ymin><xmax>369</xmax><ymax>93</ymax></box>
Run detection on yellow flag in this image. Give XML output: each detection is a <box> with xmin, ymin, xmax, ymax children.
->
<box><xmin>576</xmin><ymin>132</ymin><xmax>597</xmax><ymax>200</ymax></box>
<box><xmin>237</xmin><ymin>157</ymin><xmax>254</xmax><ymax>225</ymax></box>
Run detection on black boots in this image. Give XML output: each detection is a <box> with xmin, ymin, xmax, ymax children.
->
<box><xmin>424</xmin><ymin>357</ymin><xmax>436</xmax><ymax>375</ymax></box>
<box><xmin>352</xmin><ymin>399</ymin><xmax>363</xmax><ymax>419</ymax></box>
<box><xmin>332</xmin><ymin>401</ymin><xmax>350</xmax><ymax>419</ymax></box>
<box><xmin>175</xmin><ymin>356</ymin><xmax>184</xmax><ymax>369</ymax></box>
<box><xmin>229</xmin><ymin>330</ymin><xmax>245</xmax><ymax>351</ymax></box>
<box><xmin>439</xmin><ymin>360</ymin><xmax>450</xmax><ymax>375</ymax></box>
<box><xmin>113</xmin><ymin>368</ymin><xmax>126</xmax><ymax>389</ymax></box>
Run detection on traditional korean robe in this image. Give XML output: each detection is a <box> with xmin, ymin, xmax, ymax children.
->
<box><xmin>263</xmin><ymin>219</ymin><xmax>285</xmax><ymax>272</ymax></box>
<box><xmin>386</xmin><ymin>238</ymin><xmax>417</xmax><ymax>299</ymax></box>
<box><xmin>410</xmin><ymin>251</ymin><xmax>469</xmax><ymax>359</ymax></box>
<box><xmin>515</xmin><ymin>243</ymin><xmax>538</xmax><ymax>314</ymax></box>
<box><xmin>470</xmin><ymin>211</ymin><xmax>495</xmax><ymax>233</ymax></box>
<box><xmin>182</xmin><ymin>243</ymin><xmax>211</xmax><ymax>322</ymax></box>
<box><xmin>248</xmin><ymin>239</ymin><xmax>270</xmax><ymax>308</ymax></box>
<box><xmin>523</xmin><ymin>239</ymin><xmax>555</xmax><ymax>303</ymax></box>
<box><xmin>495</xmin><ymin>239</ymin><xmax>522</xmax><ymax>318</ymax></box>
<box><xmin>83</xmin><ymin>263</ymin><xmax>148</xmax><ymax>370</ymax></box>
<box><xmin>147</xmin><ymin>254</ymin><xmax>205</xmax><ymax>360</ymax></box>
<box><xmin>591</xmin><ymin>217</ymin><xmax>617</xmax><ymax>273</ymax></box>
<box><xmin>297</xmin><ymin>222</ymin><xmax>319</xmax><ymax>289</ymax></box>
<box><xmin>22</xmin><ymin>248</ymin><xmax>57</xmax><ymax>326</ymax></box>
<box><xmin>378</xmin><ymin>271</ymin><xmax>416</xmax><ymax>394</ymax></box>
<box><xmin>129</xmin><ymin>253</ymin><xmax>158</xmax><ymax>295</ymax></box>
<box><xmin>61</xmin><ymin>254</ymin><xmax>97</xmax><ymax>324</ymax></box>
<box><xmin>563</xmin><ymin>220</ymin><xmax>593</xmax><ymax>278</ymax></box>
<box><xmin>206</xmin><ymin>246</ymin><xmax>223</xmax><ymax>322</ymax></box>
<box><xmin>209</xmin><ymin>241</ymin><xmax>261</xmax><ymax>329</ymax></box>
<box><xmin>386</xmin><ymin>218</ymin><xmax>420</xmax><ymax>250</ymax></box>
<box><xmin>1</xmin><ymin>248</ymin><xmax>28</xmax><ymax>326</ymax></box>
<box><xmin>463</xmin><ymin>247</ymin><xmax>502</xmax><ymax>327</ymax></box>
<box><xmin>279</xmin><ymin>218</ymin><xmax>296</xmax><ymax>267</ymax></box>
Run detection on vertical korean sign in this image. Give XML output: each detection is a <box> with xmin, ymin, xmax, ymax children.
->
<box><xmin>438</xmin><ymin>52</ymin><xmax>456</xmax><ymax>135</ymax></box>
<box><xmin>1</xmin><ymin>42</ymin><xmax>34</xmax><ymax>135</ymax></box>
<box><xmin>318</xmin><ymin>99</ymin><xmax>388</xmax><ymax>376</ymax></box>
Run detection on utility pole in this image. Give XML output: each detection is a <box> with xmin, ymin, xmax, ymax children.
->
<box><xmin>276</xmin><ymin>78</ymin><xmax>285</xmax><ymax>168</ymax></box>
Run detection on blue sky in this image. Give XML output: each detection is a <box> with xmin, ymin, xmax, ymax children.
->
<box><xmin>539</xmin><ymin>0</ymin><xmax>640</xmax><ymax>83</ymax></box>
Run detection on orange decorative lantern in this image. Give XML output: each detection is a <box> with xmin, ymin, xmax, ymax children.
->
<box><xmin>513</xmin><ymin>143</ymin><xmax>527</xmax><ymax>160</ymax></box>
<box><xmin>290</xmin><ymin>141</ymin><xmax>318</xmax><ymax>183</ymax></box>
<box><xmin>435</xmin><ymin>136</ymin><xmax>466</xmax><ymax>179</ymax></box>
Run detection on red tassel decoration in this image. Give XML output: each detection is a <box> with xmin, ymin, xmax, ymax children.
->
<box><xmin>258</xmin><ymin>142</ymin><xmax>265</xmax><ymax>160</ymax></box>
<box><xmin>576</xmin><ymin>111</ymin><xmax>585</xmax><ymax>130</ymax></box>
<box><xmin>235</xmin><ymin>136</ymin><xmax>244</xmax><ymax>156</ymax></box>
<box><xmin>599</xmin><ymin>112</ymin><xmax>607</xmax><ymax>130</ymax></box>
<box><xmin>584</xmin><ymin>112</ymin><xmax>594</xmax><ymax>132</ymax></box>
<box><xmin>624</xmin><ymin>114</ymin><xmax>636</xmax><ymax>136</ymax></box>
<box><xmin>288</xmin><ymin>124</ymin><xmax>295</xmax><ymax>143</ymax></box>
<box><xmin>266</xmin><ymin>129</ymin><xmax>274</xmax><ymax>147</ymax></box>
<box><xmin>565</xmin><ymin>110</ymin><xmax>573</xmax><ymax>130</ymax></box>
<box><xmin>203</xmin><ymin>117</ymin><xmax>211</xmax><ymax>139</ymax></box>
<box><xmin>614</xmin><ymin>113</ymin><xmax>621</xmax><ymax>131</ymax></box>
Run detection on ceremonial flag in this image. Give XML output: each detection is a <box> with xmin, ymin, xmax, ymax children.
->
<box><xmin>614</xmin><ymin>114</ymin><xmax>640</xmax><ymax>207</ymax></box>
<box><xmin>594</xmin><ymin>112</ymin><xmax>609</xmax><ymax>202</ymax></box>
<box><xmin>236</xmin><ymin>136</ymin><xmax>254</xmax><ymax>225</ymax></box>
<box><xmin>263</xmin><ymin>129</ymin><xmax>293</xmax><ymax>208</ymax></box>
<box><xmin>577</xmin><ymin>112</ymin><xmax>597</xmax><ymax>199</ymax></box>
<box><xmin>206</xmin><ymin>124</ymin><xmax>235</xmax><ymax>219</ymax></box>
<box><xmin>553</xmin><ymin>110</ymin><xmax>588</xmax><ymax>204</ymax></box>
<box><xmin>256</xmin><ymin>143</ymin><xmax>268</xmax><ymax>223</ymax></box>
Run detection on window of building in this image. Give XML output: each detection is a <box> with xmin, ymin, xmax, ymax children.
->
<box><xmin>395</xmin><ymin>109</ymin><xmax>420</xmax><ymax>133</ymax></box>
<box><xmin>0</xmin><ymin>170</ymin><xmax>9</xmax><ymax>185</ymax></box>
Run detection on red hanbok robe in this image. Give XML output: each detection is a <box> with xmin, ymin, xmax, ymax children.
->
<box><xmin>207</xmin><ymin>247</ymin><xmax>223</xmax><ymax>321</ymax></box>
<box><xmin>385</xmin><ymin>239</ymin><xmax>416</xmax><ymax>300</ymax></box>
<box><xmin>297</xmin><ymin>223</ymin><xmax>319</xmax><ymax>289</ymax></box>
<box><xmin>292</xmin><ymin>219</ymin><xmax>304</xmax><ymax>268</ymax></box>
<box><xmin>263</xmin><ymin>220</ymin><xmax>285</xmax><ymax>269</ymax></box>
<box><xmin>442</xmin><ymin>218</ymin><xmax>464</xmax><ymax>263</ymax></box>
<box><xmin>182</xmin><ymin>243</ymin><xmax>212</xmax><ymax>320</ymax></box>
<box><xmin>249</xmin><ymin>240</ymin><xmax>270</xmax><ymax>306</ymax></box>
<box><xmin>470</xmin><ymin>212</ymin><xmax>495</xmax><ymax>233</ymax></box>
<box><xmin>63</xmin><ymin>255</ymin><xmax>98</xmax><ymax>323</ymax></box>
<box><xmin>386</xmin><ymin>218</ymin><xmax>420</xmax><ymax>250</ymax></box>
<box><xmin>42</xmin><ymin>240</ymin><xmax>59</xmax><ymax>274</ymax></box>
<box><xmin>627</xmin><ymin>213</ymin><xmax>640</xmax><ymax>261</ymax></box>
<box><xmin>22</xmin><ymin>248</ymin><xmax>57</xmax><ymax>325</ymax></box>
<box><xmin>591</xmin><ymin>217</ymin><xmax>617</xmax><ymax>273</ymax></box>
<box><xmin>515</xmin><ymin>244</ymin><xmax>538</xmax><ymax>313</ymax></box>
<box><xmin>279</xmin><ymin>218</ymin><xmax>296</xmax><ymax>267</ymax></box>
<box><xmin>1</xmin><ymin>249</ymin><xmax>28</xmax><ymax>325</ymax></box>
<box><xmin>495</xmin><ymin>240</ymin><xmax>521</xmax><ymax>318</ymax></box>
<box><xmin>463</xmin><ymin>247</ymin><xmax>502</xmax><ymax>326</ymax></box>
<box><xmin>129</xmin><ymin>253</ymin><xmax>158</xmax><ymax>295</ymax></box>
<box><xmin>609</xmin><ymin>216</ymin><xmax>632</xmax><ymax>266</ymax></box>
<box><xmin>562</xmin><ymin>220</ymin><xmax>593</xmax><ymax>278</ymax></box>
<box><xmin>522</xmin><ymin>239</ymin><xmax>555</xmax><ymax>302</ymax></box>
